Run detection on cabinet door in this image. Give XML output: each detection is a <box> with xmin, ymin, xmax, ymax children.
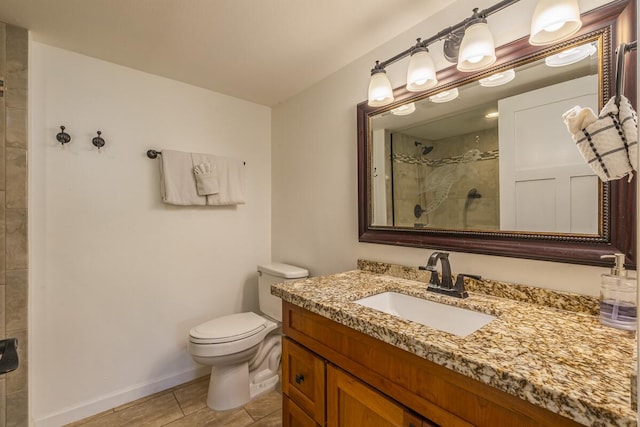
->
<box><xmin>328</xmin><ymin>365</ymin><xmax>424</xmax><ymax>427</ymax></box>
<box><xmin>282</xmin><ymin>337</ymin><xmax>326</xmax><ymax>425</ymax></box>
<box><xmin>283</xmin><ymin>395</ymin><xmax>318</xmax><ymax>427</ymax></box>
<box><xmin>405</xmin><ymin>411</ymin><xmax>439</xmax><ymax>427</ymax></box>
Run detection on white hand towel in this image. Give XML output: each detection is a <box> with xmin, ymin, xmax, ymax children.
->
<box><xmin>562</xmin><ymin>105</ymin><xmax>597</xmax><ymax>134</ymax></box>
<box><xmin>159</xmin><ymin>150</ymin><xmax>206</xmax><ymax>206</ymax></box>
<box><xmin>206</xmin><ymin>156</ymin><xmax>246</xmax><ymax>206</ymax></box>
<box><xmin>618</xmin><ymin>95</ymin><xmax>638</xmax><ymax>171</ymax></box>
<box><xmin>193</xmin><ymin>162</ymin><xmax>220</xmax><ymax>196</ymax></box>
<box><xmin>563</xmin><ymin>98</ymin><xmax>634</xmax><ymax>182</ymax></box>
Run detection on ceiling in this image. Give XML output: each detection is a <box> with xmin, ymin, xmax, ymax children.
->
<box><xmin>0</xmin><ymin>0</ymin><xmax>451</xmax><ymax>106</ymax></box>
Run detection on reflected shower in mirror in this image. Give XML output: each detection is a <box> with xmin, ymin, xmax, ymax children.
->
<box><xmin>370</xmin><ymin>40</ymin><xmax>600</xmax><ymax>234</ymax></box>
<box><xmin>358</xmin><ymin>0</ymin><xmax>636</xmax><ymax>267</ymax></box>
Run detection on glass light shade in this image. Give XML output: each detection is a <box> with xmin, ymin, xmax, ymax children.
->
<box><xmin>457</xmin><ymin>22</ymin><xmax>497</xmax><ymax>72</ymax></box>
<box><xmin>391</xmin><ymin>103</ymin><xmax>416</xmax><ymax>116</ymax></box>
<box><xmin>545</xmin><ymin>43</ymin><xmax>596</xmax><ymax>67</ymax></box>
<box><xmin>479</xmin><ymin>69</ymin><xmax>515</xmax><ymax>87</ymax></box>
<box><xmin>406</xmin><ymin>49</ymin><xmax>437</xmax><ymax>92</ymax></box>
<box><xmin>529</xmin><ymin>0</ymin><xmax>582</xmax><ymax>46</ymax></box>
<box><xmin>368</xmin><ymin>70</ymin><xmax>394</xmax><ymax>107</ymax></box>
<box><xmin>429</xmin><ymin>88</ymin><xmax>459</xmax><ymax>103</ymax></box>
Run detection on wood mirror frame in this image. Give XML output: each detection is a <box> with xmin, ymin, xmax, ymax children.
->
<box><xmin>357</xmin><ymin>0</ymin><xmax>636</xmax><ymax>267</ymax></box>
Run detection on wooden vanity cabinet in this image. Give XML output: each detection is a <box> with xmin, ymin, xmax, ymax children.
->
<box><xmin>283</xmin><ymin>335</ymin><xmax>436</xmax><ymax>427</ymax></box>
<box><xmin>327</xmin><ymin>364</ymin><xmax>437</xmax><ymax>427</ymax></box>
<box><xmin>282</xmin><ymin>338</ymin><xmax>326</xmax><ymax>425</ymax></box>
<box><xmin>283</xmin><ymin>395</ymin><xmax>318</xmax><ymax>427</ymax></box>
<box><xmin>281</xmin><ymin>302</ymin><xmax>583</xmax><ymax>427</ymax></box>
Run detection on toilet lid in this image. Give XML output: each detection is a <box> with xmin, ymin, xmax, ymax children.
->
<box><xmin>189</xmin><ymin>312</ymin><xmax>267</xmax><ymax>344</ymax></box>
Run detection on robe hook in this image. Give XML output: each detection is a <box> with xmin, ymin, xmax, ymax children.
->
<box><xmin>56</xmin><ymin>126</ymin><xmax>71</xmax><ymax>145</ymax></box>
<box><xmin>92</xmin><ymin>131</ymin><xmax>105</xmax><ymax>150</ymax></box>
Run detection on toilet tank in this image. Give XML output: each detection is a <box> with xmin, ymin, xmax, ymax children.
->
<box><xmin>258</xmin><ymin>263</ymin><xmax>308</xmax><ymax>321</ymax></box>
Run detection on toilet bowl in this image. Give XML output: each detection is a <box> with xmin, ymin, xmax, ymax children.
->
<box><xmin>188</xmin><ymin>262</ymin><xmax>308</xmax><ymax>411</ymax></box>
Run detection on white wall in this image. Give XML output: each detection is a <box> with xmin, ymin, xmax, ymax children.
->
<box><xmin>272</xmin><ymin>0</ymin><xmax>621</xmax><ymax>296</ymax></box>
<box><xmin>29</xmin><ymin>43</ymin><xmax>271</xmax><ymax>426</ymax></box>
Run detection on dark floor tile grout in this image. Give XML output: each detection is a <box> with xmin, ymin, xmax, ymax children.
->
<box><xmin>172</xmin><ymin>390</ymin><xmax>187</xmax><ymax>417</ymax></box>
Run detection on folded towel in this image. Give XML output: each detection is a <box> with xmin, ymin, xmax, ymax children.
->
<box><xmin>158</xmin><ymin>150</ymin><xmax>246</xmax><ymax>206</ymax></box>
<box><xmin>618</xmin><ymin>95</ymin><xmax>638</xmax><ymax>171</ymax></box>
<box><xmin>563</xmin><ymin>97</ymin><xmax>634</xmax><ymax>182</ymax></box>
<box><xmin>205</xmin><ymin>156</ymin><xmax>246</xmax><ymax>206</ymax></box>
<box><xmin>160</xmin><ymin>150</ymin><xmax>206</xmax><ymax>206</ymax></box>
<box><xmin>193</xmin><ymin>162</ymin><xmax>220</xmax><ymax>196</ymax></box>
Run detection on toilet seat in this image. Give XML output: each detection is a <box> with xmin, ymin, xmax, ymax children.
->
<box><xmin>190</xmin><ymin>312</ymin><xmax>267</xmax><ymax>345</ymax></box>
<box><xmin>189</xmin><ymin>312</ymin><xmax>277</xmax><ymax>358</ymax></box>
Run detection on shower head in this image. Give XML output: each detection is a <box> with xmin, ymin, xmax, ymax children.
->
<box><xmin>422</xmin><ymin>146</ymin><xmax>434</xmax><ymax>156</ymax></box>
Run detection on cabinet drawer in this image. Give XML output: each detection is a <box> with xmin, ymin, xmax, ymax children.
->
<box><xmin>282</xmin><ymin>337</ymin><xmax>325</xmax><ymax>425</ymax></box>
<box><xmin>283</xmin><ymin>395</ymin><xmax>318</xmax><ymax>427</ymax></box>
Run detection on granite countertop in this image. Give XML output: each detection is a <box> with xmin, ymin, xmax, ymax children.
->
<box><xmin>272</xmin><ymin>268</ymin><xmax>637</xmax><ymax>427</ymax></box>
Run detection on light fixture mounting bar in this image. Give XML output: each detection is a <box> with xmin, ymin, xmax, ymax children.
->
<box><xmin>376</xmin><ymin>0</ymin><xmax>520</xmax><ymax>70</ymax></box>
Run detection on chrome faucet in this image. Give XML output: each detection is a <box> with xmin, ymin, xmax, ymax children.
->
<box><xmin>420</xmin><ymin>251</ymin><xmax>478</xmax><ymax>299</ymax></box>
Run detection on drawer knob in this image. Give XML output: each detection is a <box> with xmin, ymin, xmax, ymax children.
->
<box><xmin>295</xmin><ymin>374</ymin><xmax>305</xmax><ymax>384</ymax></box>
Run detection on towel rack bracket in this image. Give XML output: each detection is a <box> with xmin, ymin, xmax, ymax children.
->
<box><xmin>147</xmin><ymin>149</ymin><xmax>161</xmax><ymax>159</ymax></box>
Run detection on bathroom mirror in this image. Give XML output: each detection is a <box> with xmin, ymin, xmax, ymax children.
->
<box><xmin>357</xmin><ymin>0</ymin><xmax>636</xmax><ymax>267</ymax></box>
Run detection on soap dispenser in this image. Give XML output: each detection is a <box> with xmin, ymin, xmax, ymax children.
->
<box><xmin>599</xmin><ymin>253</ymin><xmax>637</xmax><ymax>331</ymax></box>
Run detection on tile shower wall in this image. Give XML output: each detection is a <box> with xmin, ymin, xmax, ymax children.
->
<box><xmin>0</xmin><ymin>23</ymin><xmax>28</xmax><ymax>427</ymax></box>
<box><xmin>390</xmin><ymin>128</ymin><xmax>499</xmax><ymax>229</ymax></box>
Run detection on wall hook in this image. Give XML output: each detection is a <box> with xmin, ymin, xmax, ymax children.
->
<box><xmin>56</xmin><ymin>126</ymin><xmax>71</xmax><ymax>145</ymax></box>
<box><xmin>92</xmin><ymin>131</ymin><xmax>105</xmax><ymax>150</ymax></box>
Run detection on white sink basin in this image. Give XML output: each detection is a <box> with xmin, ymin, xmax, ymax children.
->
<box><xmin>354</xmin><ymin>291</ymin><xmax>496</xmax><ymax>337</ymax></box>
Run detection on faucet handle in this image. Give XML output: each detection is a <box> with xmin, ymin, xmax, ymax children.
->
<box><xmin>454</xmin><ymin>273</ymin><xmax>480</xmax><ymax>298</ymax></box>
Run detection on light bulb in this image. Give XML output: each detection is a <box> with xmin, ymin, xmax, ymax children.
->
<box><xmin>368</xmin><ymin>69</ymin><xmax>394</xmax><ymax>107</ymax></box>
<box><xmin>529</xmin><ymin>0</ymin><xmax>582</xmax><ymax>46</ymax></box>
<box><xmin>545</xmin><ymin>43</ymin><xmax>596</xmax><ymax>67</ymax></box>
<box><xmin>406</xmin><ymin>48</ymin><xmax>437</xmax><ymax>92</ymax></box>
<box><xmin>479</xmin><ymin>69</ymin><xmax>515</xmax><ymax>87</ymax></box>
<box><xmin>391</xmin><ymin>103</ymin><xmax>416</xmax><ymax>116</ymax></box>
<box><xmin>429</xmin><ymin>88</ymin><xmax>459</xmax><ymax>103</ymax></box>
<box><xmin>457</xmin><ymin>22</ymin><xmax>496</xmax><ymax>72</ymax></box>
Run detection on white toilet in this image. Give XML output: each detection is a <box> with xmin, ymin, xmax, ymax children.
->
<box><xmin>188</xmin><ymin>262</ymin><xmax>308</xmax><ymax>411</ymax></box>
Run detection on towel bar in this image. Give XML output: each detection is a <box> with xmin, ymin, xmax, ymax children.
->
<box><xmin>615</xmin><ymin>40</ymin><xmax>637</xmax><ymax>106</ymax></box>
<box><xmin>146</xmin><ymin>149</ymin><xmax>245</xmax><ymax>165</ymax></box>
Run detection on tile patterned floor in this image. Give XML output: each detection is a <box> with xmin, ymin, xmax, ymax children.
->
<box><xmin>65</xmin><ymin>376</ymin><xmax>282</xmax><ymax>427</ymax></box>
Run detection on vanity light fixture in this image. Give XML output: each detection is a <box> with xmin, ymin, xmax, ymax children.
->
<box><xmin>367</xmin><ymin>61</ymin><xmax>394</xmax><ymax>107</ymax></box>
<box><xmin>485</xmin><ymin>111</ymin><xmax>500</xmax><ymax>118</ymax></box>
<box><xmin>479</xmin><ymin>69</ymin><xmax>515</xmax><ymax>87</ymax></box>
<box><xmin>391</xmin><ymin>102</ymin><xmax>416</xmax><ymax>116</ymax></box>
<box><xmin>457</xmin><ymin>9</ymin><xmax>497</xmax><ymax>72</ymax></box>
<box><xmin>529</xmin><ymin>0</ymin><xmax>582</xmax><ymax>46</ymax></box>
<box><xmin>544</xmin><ymin>43</ymin><xmax>596</xmax><ymax>67</ymax></box>
<box><xmin>429</xmin><ymin>88</ymin><xmax>459</xmax><ymax>103</ymax></box>
<box><xmin>406</xmin><ymin>40</ymin><xmax>438</xmax><ymax>92</ymax></box>
<box><xmin>366</xmin><ymin>0</ymin><xmax>583</xmax><ymax>107</ymax></box>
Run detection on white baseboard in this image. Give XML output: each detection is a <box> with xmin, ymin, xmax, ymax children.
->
<box><xmin>34</xmin><ymin>366</ymin><xmax>210</xmax><ymax>427</ymax></box>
